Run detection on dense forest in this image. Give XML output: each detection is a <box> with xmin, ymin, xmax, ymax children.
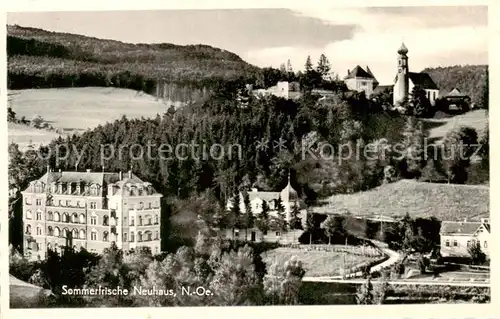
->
<box><xmin>7</xmin><ymin>25</ymin><xmax>261</xmax><ymax>99</ymax></box>
<box><xmin>422</xmin><ymin>65</ymin><xmax>488</xmax><ymax>106</ymax></box>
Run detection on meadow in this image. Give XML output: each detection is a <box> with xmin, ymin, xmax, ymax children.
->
<box><xmin>261</xmin><ymin>246</ymin><xmax>379</xmax><ymax>277</ymax></box>
<box><xmin>424</xmin><ymin>109</ymin><xmax>488</xmax><ymax>142</ymax></box>
<box><xmin>8</xmin><ymin>87</ymin><xmax>182</xmax><ymax>150</ymax></box>
<box><xmin>314</xmin><ymin>179</ymin><xmax>489</xmax><ymax>221</ymax></box>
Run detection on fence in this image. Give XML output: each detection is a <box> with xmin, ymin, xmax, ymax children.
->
<box><xmin>282</xmin><ymin>243</ymin><xmax>383</xmax><ymax>258</ymax></box>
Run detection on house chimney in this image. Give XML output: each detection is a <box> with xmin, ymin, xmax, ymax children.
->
<box><xmin>119</xmin><ymin>171</ymin><xmax>123</xmax><ymax>181</ymax></box>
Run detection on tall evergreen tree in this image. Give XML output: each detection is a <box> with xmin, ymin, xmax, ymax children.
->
<box><xmin>274</xmin><ymin>196</ymin><xmax>287</xmax><ymax>232</ymax></box>
<box><xmin>257</xmin><ymin>200</ymin><xmax>270</xmax><ymax>236</ymax></box>
<box><xmin>316</xmin><ymin>54</ymin><xmax>331</xmax><ymax>78</ymax></box>
<box><xmin>304</xmin><ymin>56</ymin><xmax>313</xmax><ymax>72</ymax></box>
<box><xmin>243</xmin><ymin>192</ymin><xmax>254</xmax><ymax>240</ymax></box>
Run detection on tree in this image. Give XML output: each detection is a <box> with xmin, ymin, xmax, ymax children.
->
<box><xmin>304</xmin><ymin>55</ymin><xmax>313</xmax><ymax>72</ymax></box>
<box><xmin>356</xmin><ymin>276</ymin><xmax>374</xmax><ymax>304</ymax></box>
<box><xmin>229</xmin><ymin>192</ymin><xmax>242</xmax><ymax>239</ymax></box>
<box><xmin>399</xmin><ymin>116</ymin><xmax>426</xmax><ymax>178</ymax></box>
<box><xmin>209</xmin><ymin>245</ymin><xmax>262</xmax><ymax>306</ymax></box>
<box><xmin>274</xmin><ymin>196</ymin><xmax>287</xmax><ymax>232</ymax></box>
<box><xmin>257</xmin><ymin>200</ymin><xmax>270</xmax><ymax>236</ymax></box>
<box><xmin>409</xmin><ymin>86</ymin><xmax>432</xmax><ymax>117</ymax></box>
<box><xmin>321</xmin><ymin>215</ymin><xmax>346</xmax><ymax>245</ymax></box>
<box><xmin>242</xmin><ymin>192</ymin><xmax>254</xmax><ymax>240</ymax></box>
<box><xmin>443</xmin><ymin>126</ymin><xmax>478</xmax><ymax>184</ymax></box>
<box><xmin>481</xmin><ymin>67</ymin><xmax>489</xmax><ymax>110</ymax></box>
<box><xmin>7</xmin><ymin>107</ymin><xmax>17</xmax><ymax>122</ymax></box>
<box><xmin>316</xmin><ymin>54</ymin><xmax>331</xmax><ymax>78</ymax></box>
<box><xmin>303</xmin><ymin>211</ymin><xmax>315</xmax><ymax>245</ymax></box>
<box><xmin>468</xmin><ymin>241</ymin><xmax>486</xmax><ymax>265</ymax></box>
<box><xmin>264</xmin><ymin>256</ymin><xmax>306</xmax><ymax>305</ymax></box>
<box><xmin>288</xmin><ymin>201</ymin><xmax>303</xmax><ymax>231</ymax></box>
<box><xmin>30</xmin><ymin>114</ymin><xmax>45</xmax><ymax>129</ymax></box>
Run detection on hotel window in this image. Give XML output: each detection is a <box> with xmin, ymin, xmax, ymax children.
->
<box><xmin>26</xmin><ymin>210</ymin><xmax>33</xmax><ymax>219</ymax></box>
<box><xmin>147</xmin><ymin>215</ymin><xmax>152</xmax><ymax>225</ymax></box>
<box><xmin>63</xmin><ymin>213</ymin><xmax>69</xmax><ymax>223</ymax></box>
<box><xmin>48</xmin><ymin>226</ymin><xmax>54</xmax><ymax>236</ymax></box>
<box><xmin>54</xmin><ymin>212</ymin><xmax>60</xmax><ymax>222</ymax></box>
<box><xmin>79</xmin><ymin>229</ymin><xmax>86</xmax><ymax>240</ymax></box>
<box><xmin>47</xmin><ymin>211</ymin><xmax>53</xmax><ymax>221</ymax></box>
<box><xmin>90</xmin><ymin>202</ymin><xmax>96</xmax><ymax>209</ymax></box>
<box><xmin>25</xmin><ymin>197</ymin><xmax>31</xmax><ymax>205</ymax></box>
<box><xmin>139</xmin><ymin>202</ymin><xmax>144</xmax><ymax>210</ymax></box>
<box><xmin>79</xmin><ymin>214</ymin><xmax>85</xmax><ymax>224</ymax></box>
<box><xmin>155</xmin><ymin>247</ymin><xmax>159</xmax><ymax>254</ymax></box>
<box><xmin>154</xmin><ymin>215</ymin><xmax>159</xmax><ymax>225</ymax></box>
<box><xmin>36</xmin><ymin>211</ymin><xmax>42</xmax><ymax>220</ymax></box>
<box><xmin>103</xmin><ymin>215</ymin><xmax>109</xmax><ymax>226</ymax></box>
<box><xmin>91</xmin><ymin>216</ymin><xmax>97</xmax><ymax>225</ymax></box>
<box><xmin>66</xmin><ymin>200</ymin><xmax>70</xmax><ymax>207</ymax></box>
<box><xmin>130</xmin><ymin>232</ymin><xmax>135</xmax><ymax>242</ymax></box>
<box><xmin>148</xmin><ymin>202</ymin><xmax>152</xmax><ymax>209</ymax></box>
<box><xmin>72</xmin><ymin>214</ymin><xmax>78</xmax><ymax>223</ymax></box>
<box><xmin>72</xmin><ymin>229</ymin><xmax>78</xmax><ymax>239</ymax></box>
<box><xmin>36</xmin><ymin>199</ymin><xmax>42</xmax><ymax>206</ymax></box>
<box><xmin>103</xmin><ymin>231</ymin><xmax>109</xmax><ymax>242</ymax></box>
<box><xmin>130</xmin><ymin>217</ymin><xmax>135</xmax><ymax>226</ymax></box>
<box><xmin>138</xmin><ymin>232</ymin><xmax>143</xmax><ymax>242</ymax></box>
<box><xmin>54</xmin><ymin>227</ymin><xmax>60</xmax><ymax>237</ymax></box>
<box><xmin>58</xmin><ymin>200</ymin><xmax>62</xmax><ymax>206</ymax></box>
<box><xmin>155</xmin><ymin>231</ymin><xmax>159</xmax><ymax>240</ymax></box>
<box><xmin>445</xmin><ymin>240</ymin><xmax>450</xmax><ymax>247</ymax></box>
<box><xmin>139</xmin><ymin>216</ymin><xmax>143</xmax><ymax>226</ymax></box>
<box><xmin>62</xmin><ymin>228</ymin><xmax>68</xmax><ymax>238</ymax></box>
<box><xmin>234</xmin><ymin>230</ymin><xmax>239</xmax><ymax>238</ymax></box>
<box><xmin>91</xmin><ymin>231</ymin><xmax>97</xmax><ymax>241</ymax></box>
<box><xmin>276</xmin><ymin>231</ymin><xmax>281</xmax><ymax>237</ymax></box>
<box><xmin>26</xmin><ymin>225</ymin><xmax>32</xmax><ymax>235</ymax></box>
<box><xmin>123</xmin><ymin>233</ymin><xmax>127</xmax><ymax>242</ymax></box>
<box><xmin>37</xmin><ymin>226</ymin><xmax>42</xmax><ymax>236</ymax></box>
<box><xmin>453</xmin><ymin>240</ymin><xmax>458</xmax><ymax>247</ymax></box>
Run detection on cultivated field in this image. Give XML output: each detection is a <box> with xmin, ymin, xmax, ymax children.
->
<box><xmin>261</xmin><ymin>247</ymin><xmax>379</xmax><ymax>277</ymax></box>
<box><xmin>8</xmin><ymin>87</ymin><xmax>180</xmax><ymax>150</ymax></box>
<box><xmin>425</xmin><ymin>109</ymin><xmax>488</xmax><ymax>142</ymax></box>
<box><xmin>314</xmin><ymin>180</ymin><xmax>489</xmax><ymax>221</ymax></box>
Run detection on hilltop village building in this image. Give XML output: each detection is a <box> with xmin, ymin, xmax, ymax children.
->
<box><xmin>22</xmin><ymin>169</ymin><xmax>162</xmax><ymax>260</ymax></box>
<box><xmin>225</xmin><ymin>176</ymin><xmax>306</xmax><ymax>243</ymax></box>
<box><xmin>343</xmin><ymin>65</ymin><xmax>379</xmax><ymax>98</ymax></box>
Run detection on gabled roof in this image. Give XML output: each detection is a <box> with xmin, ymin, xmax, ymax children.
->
<box><xmin>344</xmin><ymin>65</ymin><xmax>374</xmax><ymax>80</ymax></box>
<box><xmin>409</xmin><ymin>72</ymin><xmax>439</xmax><ymax>90</ymax></box>
<box><xmin>446</xmin><ymin>88</ymin><xmax>469</xmax><ymax>98</ymax></box>
<box><xmin>440</xmin><ymin>221</ymin><xmax>489</xmax><ymax>235</ymax></box>
<box><xmin>244</xmin><ymin>190</ymin><xmax>281</xmax><ymax>202</ymax></box>
<box><xmin>365</xmin><ymin>66</ymin><xmax>379</xmax><ymax>86</ymax></box>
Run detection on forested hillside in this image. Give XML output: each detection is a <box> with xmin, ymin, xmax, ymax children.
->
<box><xmin>422</xmin><ymin>64</ymin><xmax>488</xmax><ymax>106</ymax></box>
<box><xmin>7</xmin><ymin>25</ymin><xmax>261</xmax><ymax>96</ymax></box>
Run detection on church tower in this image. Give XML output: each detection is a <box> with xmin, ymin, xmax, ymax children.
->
<box><xmin>393</xmin><ymin>42</ymin><xmax>409</xmax><ymax>106</ymax></box>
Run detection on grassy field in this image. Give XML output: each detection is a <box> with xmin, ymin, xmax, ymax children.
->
<box><xmin>424</xmin><ymin>109</ymin><xmax>488</xmax><ymax>142</ymax></box>
<box><xmin>261</xmin><ymin>247</ymin><xmax>378</xmax><ymax>277</ymax></box>
<box><xmin>314</xmin><ymin>180</ymin><xmax>489</xmax><ymax>221</ymax></box>
<box><xmin>8</xmin><ymin>87</ymin><xmax>178</xmax><ymax>150</ymax></box>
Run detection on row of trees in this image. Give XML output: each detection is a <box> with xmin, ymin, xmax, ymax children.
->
<box><xmin>10</xmin><ymin>231</ymin><xmax>306</xmax><ymax>307</ymax></box>
<box><xmin>221</xmin><ymin>193</ymin><xmax>304</xmax><ymax>238</ymax></box>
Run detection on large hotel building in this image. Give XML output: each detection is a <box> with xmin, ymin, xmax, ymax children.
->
<box><xmin>21</xmin><ymin>169</ymin><xmax>162</xmax><ymax>260</ymax></box>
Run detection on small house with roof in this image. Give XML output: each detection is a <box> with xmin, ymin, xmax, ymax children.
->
<box><xmin>443</xmin><ymin>88</ymin><xmax>472</xmax><ymax>111</ymax></box>
<box><xmin>343</xmin><ymin>65</ymin><xmax>379</xmax><ymax>97</ymax></box>
<box><xmin>440</xmin><ymin>218</ymin><xmax>490</xmax><ymax>258</ymax></box>
<box><xmin>225</xmin><ymin>175</ymin><xmax>306</xmax><ymax>243</ymax></box>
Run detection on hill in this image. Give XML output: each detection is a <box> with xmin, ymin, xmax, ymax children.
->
<box><xmin>313</xmin><ymin>180</ymin><xmax>489</xmax><ymax>221</ymax></box>
<box><xmin>424</xmin><ymin>109</ymin><xmax>488</xmax><ymax>142</ymax></box>
<box><xmin>421</xmin><ymin>65</ymin><xmax>488</xmax><ymax>106</ymax></box>
<box><xmin>8</xmin><ymin>87</ymin><xmax>175</xmax><ymax>151</ymax></box>
<box><xmin>7</xmin><ymin>25</ymin><xmax>261</xmax><ymax>95</ymax></box>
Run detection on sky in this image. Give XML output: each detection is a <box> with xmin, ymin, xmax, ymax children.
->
<box><xmin>7</xmin><ymin>6</ymin><xmax>488</xmax><ymax>84</ymax></box>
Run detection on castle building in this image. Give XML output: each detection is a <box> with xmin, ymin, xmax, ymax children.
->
<box><xmin>343</xmin><ymin>65</ymin><xmax>379</xmax><ymax>97</ymax></box>
<box><xmin>393</xmin><ymin>43</ymin><xmax>440</xmax><ymax>106</ymax></box>
<box><xmin>21</xmin><ymin>169</ymin><xmax>162</xmax><ymax>260</ymax></box>
<box><xmin>225</xmin><ymin>175</ymin><xmax>306</xmax><ymax>243</ymax></box>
